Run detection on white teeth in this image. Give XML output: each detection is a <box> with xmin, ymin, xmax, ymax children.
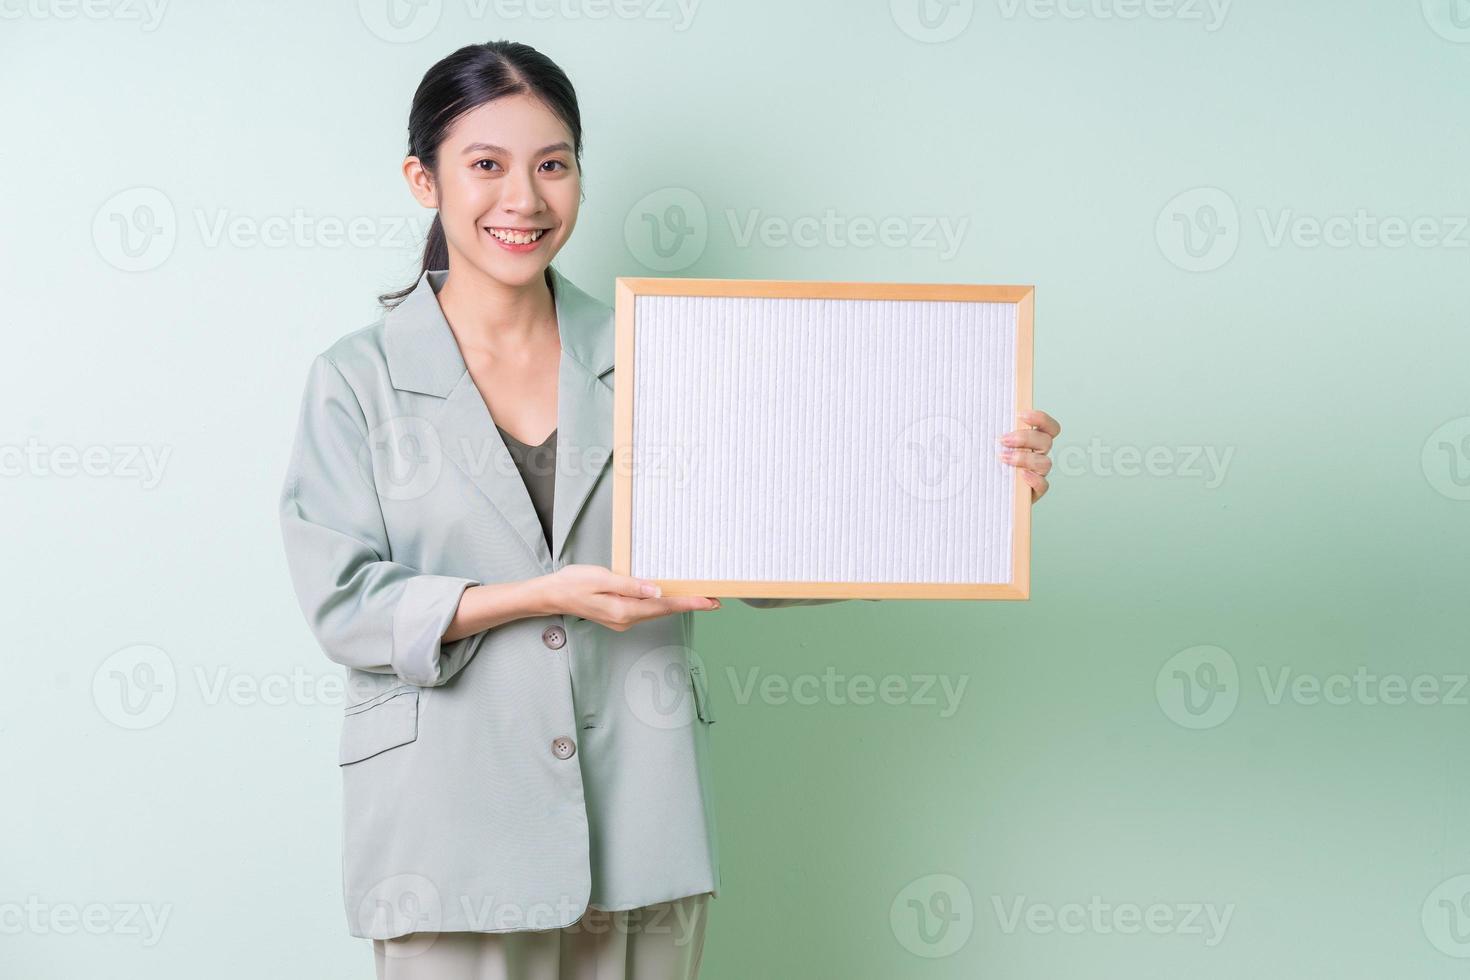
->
<box><xmin>486</xmin><ymin>227</ymin><xmax>545</xmax><ymax>245</ymax></box>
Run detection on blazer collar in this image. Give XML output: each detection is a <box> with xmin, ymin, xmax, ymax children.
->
<box><xmin>384</xmin><ymin>265</ymin><xmax>614</xmax><ymax>394</ymax></box>
<box><xmin>381</xmin><ymin>265</ymin><xmax>615</xmax><ymax>571</ymax></box>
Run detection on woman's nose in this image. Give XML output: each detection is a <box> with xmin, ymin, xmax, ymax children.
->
<box><xmin>500</xmin><ymin>168</ymin><xmax>543</xmax><ymax>213</ymax></box>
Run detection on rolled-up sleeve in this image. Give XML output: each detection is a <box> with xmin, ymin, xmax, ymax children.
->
<box><xmin>278</xmin><ymin>353</ymin><xmax>484</xmax><ymax>687</ymax></box>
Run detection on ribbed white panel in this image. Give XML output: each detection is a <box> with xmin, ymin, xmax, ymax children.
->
<box><xmin>630</xmin><ymin>294</ymin><xmax>1017</xmax><ymax>584</ymax></box>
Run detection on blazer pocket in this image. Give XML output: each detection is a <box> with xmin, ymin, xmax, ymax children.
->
<box><xmin>339</xmin><ymin>686</ymin><xmax>420</xmax><ymax>765</ymax></box>
<box><xmin>688</xmin><ymin>664</ymin><xmax>715</xmax><ymax>725</ymax></box>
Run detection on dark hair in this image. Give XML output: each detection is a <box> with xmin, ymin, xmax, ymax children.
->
<box><xmin>378</xmin><ymin>40</ymin><xmax>584</xmax><ymax>308</ymax></box>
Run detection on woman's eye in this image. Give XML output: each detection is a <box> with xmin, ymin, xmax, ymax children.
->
<box><xmin>474</xmin><ymin>159</ymin><xmax>500</xmax><ymax>172</ymax></box>
<box><xmin>541</xmin><ymin>160</ymin><xmax>567</xmax><ymax>173</ymax></box>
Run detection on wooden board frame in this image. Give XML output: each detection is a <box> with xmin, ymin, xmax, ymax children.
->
<box><xmin>611</xmin><ymin>277</ymin><xmax>1034</xmax><ymax>601</ymax></box>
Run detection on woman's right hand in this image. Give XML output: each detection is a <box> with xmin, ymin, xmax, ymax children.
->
<box><xmin>535</xmin><ymin>564</ymin><xmax>720</xmax><ymax>631</ymax></box>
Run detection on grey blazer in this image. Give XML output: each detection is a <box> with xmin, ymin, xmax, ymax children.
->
<box><xmin>277</xmin><ymin>266</ymin><xmax>838</xmax><ymax>940</ymax></box>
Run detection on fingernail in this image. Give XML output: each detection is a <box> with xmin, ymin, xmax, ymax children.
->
<box><xmin>997</xmin><ymin>450</ymin><xmax>1016</xmax><ymax>462</ymax></box>
<box><xmin>709</xmin><ymin>599</ymin><xmax>721</xmax><ymax>609</ymax></box>
<box><xmin>997</xmin><ymin>434</ymin><xmax>1018</xmax><ymax>447</ymax></box>
<box><xmin>642</xmin><ymin>583</ymin><xmax>661</xmax><ymax>597</ymax></box>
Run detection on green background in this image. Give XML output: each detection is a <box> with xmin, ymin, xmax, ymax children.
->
<box><xmin>4</xmin><ymin>0</ymin><xmax>1468</xmax><ymax>976</ymax></box>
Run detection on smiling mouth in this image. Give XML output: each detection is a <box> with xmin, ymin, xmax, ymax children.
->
<box><xmin>484</xmin><ymin>227</ymin><xmax>548</xmax><ymax>245</ymax></box>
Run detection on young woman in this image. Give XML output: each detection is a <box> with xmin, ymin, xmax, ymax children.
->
<box><xmin>278</xmin><ymin>40</ymin><xmax>1059</xmax><ymax>980</ymax></box>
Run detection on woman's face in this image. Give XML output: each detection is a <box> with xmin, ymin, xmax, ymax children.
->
<box><xmin>406</xmin><ymin>92</ymin><xmax>580</xmax><ymax>289</ymax></box>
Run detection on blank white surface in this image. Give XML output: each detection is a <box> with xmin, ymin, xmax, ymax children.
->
<box><xmin>630</xmin><ymin>293</ymin><xmax>1018</xmax><ymax>584</ymax></box>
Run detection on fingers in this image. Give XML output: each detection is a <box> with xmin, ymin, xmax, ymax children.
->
<box><xmin>1019</xmin><ymin>468</ymin><xmax>1049</xmax><ymax>501</ymax></box>
<box><xmin>1018</xmin><ymin>409</ymin><xmax>1060</xmax><ymax>438</ymax></box>
<box><xmin>1008</xmin><ymin>410</ymin><xmax>1057</xmax><ymax>502</ymax></box>
<box><xmin>593</xmin><ymin>593</ymin><xmax>720</xmax><ymax>629</ymax></box>
<box><xmin>594</xmin><ymin>568</ymin><xmax>665</xmax><ymax>599</ymax></box>
<box><xmin>602</xmin><ymin>576</ymin><xmax>719</xmax><ymax>611</ymax></box>
<box><xmin>997</xmin><ymin>448</ymin><xmax>1052</xmax><ymax>476</ymax></box>
<box><xmin>998</xmin><ymin>427</ymin><xmax>1053</xmax><ymax>454</ymax></box>
<box><xmin>647</xmin><ymin>595</ymin><xmax>721</xmax><ymax>614</ymax></box>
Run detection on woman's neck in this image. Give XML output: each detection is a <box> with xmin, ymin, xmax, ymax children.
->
<box><xmin>435</xmin><ymin>263</ymin><xmax>558</xmax><ymax>358</ymax></box>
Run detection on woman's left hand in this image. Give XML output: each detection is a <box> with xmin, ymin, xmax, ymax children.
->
<box><xmin>998</xmin><ymin>409</ymin><xmax>1060</xmax><ymax>502</ymax></box>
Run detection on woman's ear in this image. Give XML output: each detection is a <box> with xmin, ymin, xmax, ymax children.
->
<box><xmin>402</xmin><ymin>156</ymin><xmax>438</xmax><ymax>210</ymax></box>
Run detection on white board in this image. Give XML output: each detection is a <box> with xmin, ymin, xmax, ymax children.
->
<box><xmin>612</xmin><ymin>279</ymin><xmax>1033</xmax><ymax>600</ymax></box>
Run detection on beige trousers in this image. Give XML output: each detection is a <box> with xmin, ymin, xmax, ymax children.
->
<box><xmin>371</xmin><ymin>893</ymin><xmax>710</xmax><ymax>980</ymax></box>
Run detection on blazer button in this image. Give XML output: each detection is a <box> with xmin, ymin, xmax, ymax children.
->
<box><xmin>542</xmin><ymin>625</ymin><xmax>566</xmax><ymax>650</ymax></box>
<box><xmin>551</xmin><ymin>736</ymin><xmax>576</xmax><ymax>760</ymax></box>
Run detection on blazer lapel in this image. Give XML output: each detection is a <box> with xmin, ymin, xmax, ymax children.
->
<box><xmin>383</xmin><ymin>266</ymin><xmax>614</xmax><ymax>573</ymax></box>
<box><xmin>551</xmin><ymin>316</ymin><xmax>614</xmax><ymax>566</ymax></box>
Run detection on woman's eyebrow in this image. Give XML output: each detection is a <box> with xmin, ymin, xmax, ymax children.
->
<box><xmin>460</xmin><ymin>141</ymin><xmax>572</xmax><ymax>156</ymax></box>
